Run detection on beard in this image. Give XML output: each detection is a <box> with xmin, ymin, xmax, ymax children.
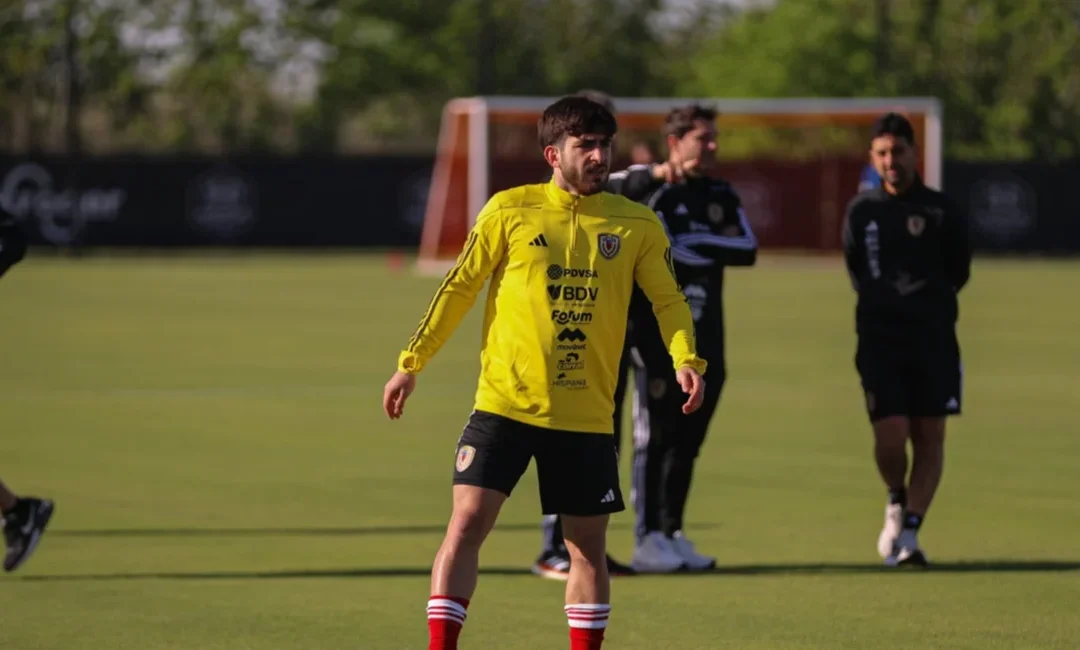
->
<box><xmin>884</xmin><ymin>167</ymin><xmax>908</xmax><ymax>186</ymax></box>
<box><xmin>560</xmin><ymin>161</ymin><xmax>608</xmax><ymax>195</ymax></box>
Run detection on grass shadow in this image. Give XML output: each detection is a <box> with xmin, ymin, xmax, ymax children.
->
<box><xmin>699</xmin><ymin>560</ymin><xmax>1080</xmax><ymax>576</ymax></box>
<box><xmin>49</xmin><ymin>521</ymin><xmax>719</xmax><ymax>538</ymax></box>
<box><xmin>16</xmin><ymin>559</ymin><xmax>1079</xmax><ymax>583</ymax></box>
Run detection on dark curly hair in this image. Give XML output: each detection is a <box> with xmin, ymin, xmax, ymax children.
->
<box><xmin>538</xmin><ymin>96</ymin><xmax>618</xmax><ymax>150</ymax></box>
<box><xmin>870</xmin><ymin>112</ymin><xmax>916</xmax><ymax>146</ymax></box>
<box><xmin>665</xmin><ymin>104</ymin><xmax>717</xmax><ymax>139</ymax></box>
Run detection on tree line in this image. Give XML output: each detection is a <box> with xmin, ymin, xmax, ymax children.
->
<box><xmin>1</xmin><ymin>0</ymin><xmax>1077</xmax><ymax>160</ymax></box>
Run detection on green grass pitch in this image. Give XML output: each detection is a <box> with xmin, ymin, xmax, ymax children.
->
<box><xmin>1</xmin><ymin>252</ymin><xmax>1078</xmax><ymax>649</ymax></box>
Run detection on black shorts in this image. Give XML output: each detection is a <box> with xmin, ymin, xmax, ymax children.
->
<box><xmin>856</xmin><ymin>333</ymin><xmax>963</xmax><ymax>422</ymax></box>
<box><xmin>452</xmin><ymin>410</ymin><xmax>625</xmax><ymax>517</ymax></box>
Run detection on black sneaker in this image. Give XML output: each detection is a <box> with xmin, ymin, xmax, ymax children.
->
<box><xmin>532</xmin><ymin>548</ymin><xmax>571</xmax><ymax>581</ymax></box>
<box><xmin>532</xmin><ymin>549</ymin><xmax>637</xmax><ymax>580</ymax></box>
<box><xmin>3</xmin><ymin>497</ymin><xmax>55</xmax><ymax>572</ymax></box>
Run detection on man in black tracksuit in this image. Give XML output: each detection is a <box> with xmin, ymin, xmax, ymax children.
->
<box><xmin>611</xmin><ymin>105</ymin><xmax>757</xmax><ymax>574</ymax></box>
<box><xmin>841</xmin><ymin>113</ymin><xmax>971</xmax><ymax>568</ymax></box>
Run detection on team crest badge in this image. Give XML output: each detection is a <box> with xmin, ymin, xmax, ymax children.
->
<box><xmin>708</xmin><ymin>203</ymin><xmax>724</xmax><ymax>223</ymax></box>
<box><xmin>455</xmin><ymin>445</ymin><xmax>476</xmax><ymax>472</ymax></box>
<box><xmin>598</xmin><ymin>233</ymin><xmax>621</xmax><ymax>259</ymax></box>
<box><xmin>907</xmin><ymin>215</ymin><xmax>926</xmax><ymax>237</ymax></box>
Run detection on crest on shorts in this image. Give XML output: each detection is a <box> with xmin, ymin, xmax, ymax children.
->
<box><xmin>598</xmin><ymin>233</ymin><xmax>621</xmax><ymax>260</ymax></box>
<box><xmin>865</xmin><ymin>391</ymin><xmax>876</xmax><ymax>413</ymax></box>
<box><xmin>455</xmin><ymin>445</ymin><xmax>476</xmax><ymax>472</ymax></box>
<box><xmin>907</xmin><ymin>214</ymin><xmax>926</xmax><ymax>237</ymax></box>
<box><xmin>708</xmin><ymin>203</ymin><xmax>724</xmax><ymax>223</ymax></box>
<box><xmin>649</xmin><ymin>378</ymin><xmax>667</xmax><ymax>399</ymax></box>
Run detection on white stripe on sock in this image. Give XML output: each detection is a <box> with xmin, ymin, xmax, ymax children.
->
<box><xmin>565</xmin><ymin>604</ymin><xmax>611</xmax><ymax>630</ymax></box>
<box><xmin>427</xmin><ymin>599</ymin><xmax>467</xmax><ymax>625</ymax></box>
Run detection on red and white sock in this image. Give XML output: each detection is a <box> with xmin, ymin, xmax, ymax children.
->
<box><xmin>427</xmin><ymin>595</ymin><xmax>469</xmax><ymax>650</ymax></box>
<box><xmin>565</xmin><ymin>603</ymin><xmax>610</xmax><ymax>650</ymax></box>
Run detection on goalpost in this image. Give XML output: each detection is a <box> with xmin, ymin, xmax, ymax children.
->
<box><xmin>416</xmin><ymin>96</ymin><xmax>943</xmax><ymax>275</ymax></box>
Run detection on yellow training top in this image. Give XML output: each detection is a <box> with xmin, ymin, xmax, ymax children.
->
<box><xmin>399</xmin><ymin>179</ymin><xmax>707</xmax><ymax>434</ymax></box>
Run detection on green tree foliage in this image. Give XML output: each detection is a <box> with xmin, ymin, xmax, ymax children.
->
<box><xmin>0</xmin><ymin>0</ymin><xmax>69</xmax><ymax>151</ymax></box>
<box><xmin>680</xmin><ymin>0</ymin><xmax>1080</xmax><ymax>161</ymax></box>
<box><xmin>0</xmin><ymin>0</ymin><xmax>158</xmax><ymax>153</ymax></box>
<box><xmin>0</xmin><ymin>0</ymin><xmax>1075</xmax><ymax>159</ymax></box>
<box><xmin>156</xmin><ymin>0</ymin><xmax>284</xmax><ymax>152</ymax></box>
<box><xmin>284</xmin><ymin>0</ymin><xmax>669</xmax><ymax>151</ymax></box>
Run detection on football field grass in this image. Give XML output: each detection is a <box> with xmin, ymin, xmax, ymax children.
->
<box><xmin>1</xmin><ymin>252</ymin><xmax>1078</xmax><ymax>649</ymax></box>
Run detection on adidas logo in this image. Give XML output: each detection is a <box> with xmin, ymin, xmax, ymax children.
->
<box><xmin>600</xmin><ymin>489</ymin><xmax>615</xmax><ymax>504</ymax></box>
<box><xmin>529</xmin><ymin>234</ymin><xmax>549</xmax><ymax>247</ymax></box>
<box><xmin>945</xmin><ymin>397</ymin><xmax>959</xmax><ymax>410</ymax></box>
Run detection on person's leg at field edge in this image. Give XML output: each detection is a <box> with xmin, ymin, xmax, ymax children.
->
<box><xmin>428</xmin><ymin>485</ymin><xmax>506</xmax><ymax>650</ymax></box>
<box><xmin>893</xmin><ymin>336</ymin><xmax>960</xmax><ymax>564</ymax></box>
<box><xmin>880</xmin><ymin>335</ymin><xmax>958</xmax><ymax>566</ymax></box>
<box><xmin>858</xmin><ymin>335</ymin><xmax>918</xmax><ymax>562</ymax></box>
<box><xmin>872</xmin><ymin>415</ymin><xmax>909</xmax><ymax>510</ymax></box>
<box><xmin>562</xmin><ymin>514</ymin><xmax>612</xmax><ymax>650</ymax></box>
<box><xmin>1</xmin><ymin>477</ymin><xmax>56</xmax><ymax>572</ymax></box>
<box><xmin>906</xmin><ymin>417</ymin><xmax>946</xmax><ymax>522</ymax></box>
<box><xmin>888</xmin><ymin>416</ymin><xmax>945</xmax><ymax>564</ymax></box>
<box><xmin>871</xmin><ymin>414</ymin><xmax>909</xmax><ymax>554</ymax></box>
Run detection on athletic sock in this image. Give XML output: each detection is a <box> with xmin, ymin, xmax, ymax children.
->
<box><xmin>566</xmin><ymin>603</ymin><xmax>610</xmax><ymax>650</ymax></box>
<box><xmin>427</xmin><ymin>595</ymin><xmax>469</xmax><ymax>650</ymax></box>
<box><xmin>888</xmin><ymin>487</ymin><xmax>907</xmax><ymax>507</ymax></box>
<box><xmin>903</xmin><ymin>511</ymin><xmax>924</xmax><ymax>531</ymax></box>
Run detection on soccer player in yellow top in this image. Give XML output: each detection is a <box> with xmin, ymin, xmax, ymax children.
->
<box><xmin>383</xmin><ymin>96</ymin><xmax>707</xmax><ymax>650</ymax></box>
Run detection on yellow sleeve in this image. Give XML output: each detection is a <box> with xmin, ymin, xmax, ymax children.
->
<box><xmin>397</xmin><ymin>207</ymin><xmax>506</xmax><ymax>374</ymax></box>
<box><xmin>634</xmin><ymin>220</ymin><xmax>708</xmax><ymax>375</ymax></box>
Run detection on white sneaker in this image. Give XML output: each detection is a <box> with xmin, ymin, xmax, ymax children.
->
<box><xmin>631</xmin><ymin>531</ymin><xmax>685</xmax><ymax>573</ymax></box>
<box><xmin>884</xmin><ymin>528</ymin><xmax>929</xmax><ymax>567</ymax></box>
<box><xmin>671</xmin><ymin>531</ymin><xmax>716</xmax><ymax>571</ymax></box>
<box><xmin>877</xmin><ymin>504</ymin><xmax>903</xmax><ymax>558</ymax></box>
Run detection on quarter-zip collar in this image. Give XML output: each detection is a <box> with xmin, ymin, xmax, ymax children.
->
<box><xmin>544</xmin><ymin>177</ymin><xmax>606</xmax><ymax>210</ymax></box>
<box><xmin>545</xmin><ymin>178</ymin><xmax>606</xmax><ymax>254</ymax></box>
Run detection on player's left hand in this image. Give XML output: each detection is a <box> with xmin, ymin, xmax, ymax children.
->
<box><xmin>675</xmin><ymin>366</ymin><xmax>705</xmax><ymax>415</ymax></box>
<box><xmin>383</xmin><ymin>371</ymin><xmax>416</xmax><ymax>420</ymax></box>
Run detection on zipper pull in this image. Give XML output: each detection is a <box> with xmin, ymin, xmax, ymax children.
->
<box><xmin>569</xmin><ymin>199</ymin><xmax>578</xmax><ymax>253</ymax></box>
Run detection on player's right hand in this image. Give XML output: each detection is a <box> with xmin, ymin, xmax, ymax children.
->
<box><xmin>383</xmin><ymin>371</ymin><xmax>416</xmax><ymax>420</ymax></box>
<box><xmin>675</xmin><ymin>366</ymin><xmax>705</xmax><ymax>415</ymax></box>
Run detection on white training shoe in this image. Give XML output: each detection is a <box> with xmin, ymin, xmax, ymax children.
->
<box><xmin>631</xmin><ymin>531</ymin><xmax>685</xmax><ymax>573</ymax></box>
<box><xmin>884</xmin><ymin>529</ymin><xmax>929</xmax><ymax>567</ymax></box>
<box><xmin>877</xmin><ymin>503</ymin><xmax>903</xmax><ymax>559</ymax></box>
<box><xmin>671</xmin><ymin>531</ymin><xmax>716</xmax><ymax>571</ymax></box>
